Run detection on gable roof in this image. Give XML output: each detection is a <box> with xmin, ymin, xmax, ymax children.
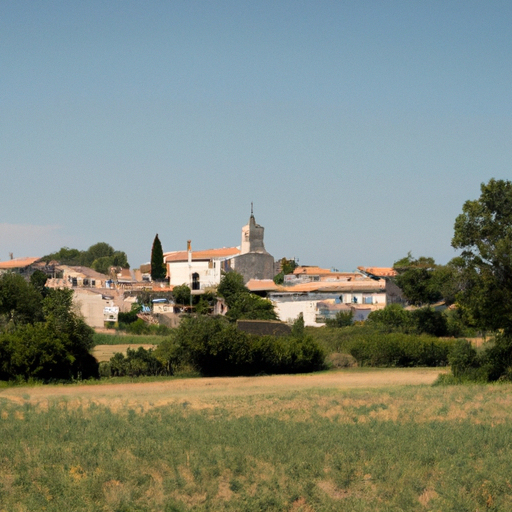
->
<box><xmin>60</xmin><ymin>265</ymin><xmax>110</xmax><ymax>280</ymax></box>
<box><xmin>357</xmin><ymin>267</ymin><xmax>397</xmax><ymax>278</ymax></box>
<box><xmin>164</xmin><ymin>247</ymin><xmax>240</xmax><ymax>263</ymax></box>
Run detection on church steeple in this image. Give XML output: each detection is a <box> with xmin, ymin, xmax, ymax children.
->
<box><xmin>241</xmin><ymin>204</ymin><xmax>267</xmax><ymax>254</ymax></box>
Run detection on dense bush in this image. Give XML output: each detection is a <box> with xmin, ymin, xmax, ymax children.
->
<box><xmin>348</xmin><ymin>332</ymin><xmax>457</xmax><ymax>367</ymax></box>
<box><xmin>217</xmin><ymin>271</ymin><xmax>278</xmax><ymax>321</ymax></box>
<box><xmin>446</xmin><ymin>339</ymin><xmax>487</xmax><ymax>381</ymax></box>
<box><xmin>117</xmin><ymin>308</ymin><xmax>140</xmax><ymax>324</ymax></box>
<box><xmin>0</xmin><ymin>282</ymin><xmax>98</xmax><ymax>382</ymax></box>
<box><xmin>445</xmin><ymin>334</ymin><xmax>512</xmax><ymax>383</ymax></box>
<box><xmin>367</xmin><ymin>304</ymin><xmax>457</xmax><ymax>337</ymax></box>
<box><xmin>100</xmin><ymin>347</ymin><xmax>170</xmax><ymax>378</ymax></box>
<box><xmin>172</xmin><ymin>315</ymin><xmax>325</xmax><ymax>376</ymax></box>
<box><xmin>325</xmin><ymin>311</ymin><xmax>353</xmax><ymax>328</ymax></box>
<box><xmin>366</xmin><ymin>304</ymin><xmax>412</xmax><ymax>332</ymax></box>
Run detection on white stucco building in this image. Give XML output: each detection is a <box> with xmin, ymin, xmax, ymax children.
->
<box><xmin>163</xmin><ymin>211</ymin><xmax>275</xmax><ymax>290</ymax></box>
<box><xmin>164</xmin><ymin>245</ymin><xmax>241</xmax><ymax>291</ymax></box>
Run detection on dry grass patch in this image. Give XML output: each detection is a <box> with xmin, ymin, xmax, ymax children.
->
<box><xmin>4</xmin><ymin>372</ymin><xmax>512</xmax><ymax>511</ymax></box>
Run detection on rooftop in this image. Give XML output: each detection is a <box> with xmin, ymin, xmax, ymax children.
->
<box><xmin>357</xmin><ymin>266</ymin><xmax>398</xmax><ymax>278</ymax></box>
<box><xmin>0</xmin><ymin>257</ymin><xmax>41</xmax><ymax>269</ymax></box>
<box><xmin>246</xmin><ymin>279</ymin><xmax>279</xmax><ymax>292</ymax></box>
<box><xmin>274</xmin><ymin>279</ymin><xmax>385</xmax><ymax>294</ymax></box>
<box><xmin>164</xmin><ymin>247</ymin><xmax>240</xmax><ymax>263</ymax></box>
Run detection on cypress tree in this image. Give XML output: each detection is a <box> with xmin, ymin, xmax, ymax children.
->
<box><xmin>150</xmin><ymin>234</ymin><xmax>166</xmax><ymax>281</ymax></box>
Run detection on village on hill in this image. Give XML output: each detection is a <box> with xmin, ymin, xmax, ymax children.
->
<box><xmin>0</xmin><ymin>210</ymin><xmax>405</xmax><ymax>331</ymax></box>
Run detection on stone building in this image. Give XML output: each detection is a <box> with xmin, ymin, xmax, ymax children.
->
<box><xmin>164</xmin><ymin>208</ymin><xmax>275</xmax><ymax>289</ymax></box>
<box><xmin>229</xmin><ymin>209</ymin><xmax>275</xmax><ymax>283</ymax></box>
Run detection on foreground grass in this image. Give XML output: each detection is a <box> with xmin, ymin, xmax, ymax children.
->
<box><xmin>1</xmin><ymin>381</ymin><xmax>512</xmax><ymax>511</ymax></box>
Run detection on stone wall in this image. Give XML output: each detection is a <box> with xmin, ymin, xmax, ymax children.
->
<box><xmin>231</xmin><ymin>252</ymin><xmax>275</xmax><ymax>283</ymax></box>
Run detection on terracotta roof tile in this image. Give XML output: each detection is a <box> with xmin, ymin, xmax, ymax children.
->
<box><xmin>246</xmin><ymin>279</ymin><xmax>279</xmax><ymax>292</ymax></box>
<box><xmin>293</xmin><ymin>266</ymin><xmax>331</xmax><ymax>275</ymax></box>
<box><xmin>358</xmin><ymin>267</ymin><xmax>397</xmax><ymax>277</ymax></box>
<box><xmin>275</xmin><ymin>279</ymin><xmax>384</xmax><ymax>293</ymax></box>
<box><xmin>164</xmin><ymin>247</ymin><xmax>240</xmax><ymax>263</ymax></box>
<box><xmin>0</xmin><ymin>257</ymin><xmax>41</xmax><ymax>269</ymax></box>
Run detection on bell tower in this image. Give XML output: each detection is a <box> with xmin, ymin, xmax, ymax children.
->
<box><xmin>241</xmin><ymin>203</ymin><xmax>267</xmax><ymax>254</ymax></box>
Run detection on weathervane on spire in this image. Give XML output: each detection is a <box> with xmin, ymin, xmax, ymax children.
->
<box><xmin>251</xmin><ymin>202</ymin><xmax>253</xmax><ymax>216</ymax></box>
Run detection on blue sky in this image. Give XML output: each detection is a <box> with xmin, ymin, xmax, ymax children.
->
<box><xmin>1</xmin><ymin>1</ymin><xmax>511</xmax><ymax>270</ymax></box>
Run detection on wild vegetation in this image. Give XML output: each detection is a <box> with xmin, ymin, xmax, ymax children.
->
<box><xmin>2</xmin><ymin>382</ymin><xmax>512</xmax><ymax>511</ymax></box>
<box><xmin>217</xmin><ymin>271</ymin><xmax>277</xmax><ymax>321</ymax></box>
<box><xmin>100</xmin><ymin>315</ymin><xmax>325</xmax><ymax>378</ymax></box>
<box><xmin>396</xmin><ymin>179</ymin><xmax>512</xmax><ymax>382</ymax></box>
<box><xmin>0</xmin><ymin>272</ymin><xmax>98</xmax><ymax>382</ymax></box>
<box><xmin>42</xmin><ymin>242</ymin><xmax>130</xmax><ymax>275</ymax></box>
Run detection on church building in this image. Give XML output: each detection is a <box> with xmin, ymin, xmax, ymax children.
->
<box><xmin>229</xmin><ymin>208</ymin><xmax>275</xmax><ymax>283</ymax></box>
<box><xmin>163</xmin><ymin>209</ymin><xmax>275</xmax><ymax>290</ymax></box>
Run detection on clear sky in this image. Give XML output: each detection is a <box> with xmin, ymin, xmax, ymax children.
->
<box><xmin>1</xmin><ymin>1</ymin><xmax>511</xmax><ymax>271</ymax></box>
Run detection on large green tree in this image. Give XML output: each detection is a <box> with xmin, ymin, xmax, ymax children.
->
<box><xmin>43</xmin><ymin>243</ymin><xmax>129</xmax><ymax>272</ymax></box>
<box><xmin>0</xmin><ymin>272</ymin><xmax>44</xmax><ymax>326</ymax></box>
<box><xmin>393</xmin><ymin>254</ymin><xmax>443</xmax><ymax>306</ymax></box>
<box><xmin>0</xmin><ymin>276</ymin><xmax>97</xmax><ymax>381</ymax></box>
<box><xmin>452</xmin><ymin>178</ymin><xmax>512</xmax><ymax>334</ymax></box>
<box><xmin>393</xmin><ymin>253</ymin><xmax>458</xmax><ymax>306</ymax></box>
<box><xmin>150</xmin><ymin>234</ymin><xmax>166</xmax><ymax>281</ymax></box>
<box><xmin>217</xmin><ymin>271</ymin><xmax>277</xmax><ymax>321</ymax></box>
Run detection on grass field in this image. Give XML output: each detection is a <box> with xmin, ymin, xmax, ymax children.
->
<box><xmin>92</xmin><ymin>333</ymin><xmax>167</xmax><ymax>347</ymax></box>
<box><xmin>1</xmin><ymin>369</ymin><xmax>511</xmax><ymax>511</ymax></box>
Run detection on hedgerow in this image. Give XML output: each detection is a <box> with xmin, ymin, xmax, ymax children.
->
<box><xmin>348</xmin><ymin>332</ymin><xmax>458</xmax><ymax>367</ymax></box>
<box><xmin>173</xmin><ymin>315</ymin><xmax>325</xmax><ymax>376</ymax></box>
<box><xmin>106</xmin><ymin>315</ymin><xmax>325</xmax><ymax>378</ymax></box>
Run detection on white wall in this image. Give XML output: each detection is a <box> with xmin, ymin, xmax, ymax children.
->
<box><xmin>167</xmin><ymin>260</ymin><xmax>223</xmax><ymax>289</ymax></box>
<box><xmin>340</xmin><ymin>292</ymin><xmax>386</xmax><ymax>305</ymax></box>
<box><xmin>73</xmin><ymin>290</ymin><xmax>114</xmax><ymax>329</ymax></box>
<box><xmin>272</xmin><ymin>300</ymin><xmax>324</xmax><ymax>327</ymax></box>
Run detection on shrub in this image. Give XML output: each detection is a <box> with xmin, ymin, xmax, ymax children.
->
<box><xmin>103</xmin><ymin>347</ymin><xmax>170</xmax><ymax>378</ymax></box>
<box><xmin>118</xmin><ymin>309</ymin><xmax>139</xmax><ymax>325</ymax></box>
<box><xmin>441</xmin><ymin>333</ymin><xmax>512</xmax><ymax>384</ymax></box>
<box><xmin>410</xmin><ymin>307</ymin><xmax>448</xmax><ymax>337</ymax></box>
<box><xmin>481</xmin><ymin>333</ymin><xmax>512</xmax><ymax>382</ymax></box>
<box><xmin>367</xmin><ymin>304</ymin><xmax>451</xmax><ymax>337</ymax></box>
<box><xmin>325</xmin><ymin>311</ymin><xmax>353</xmax><ymax>328</ymax></box>
<box><xmin>448</xmin><ymin>339</ymin><xmax>480</xmax><ymax>378</ymax></box>
<box><xmin>174</xmin><ymin>315</ymin><xmax>325</xmax><ymax>376</ymax></box>
<box><xmin>367</xmin><ymin>304</ymin><xmax>412</xmax><ymax>332</ymax></box>
<box><xmin>117</xmin><ymin>318</ymin><xmax>172</xmax><ymax>336</ymax></box>
<box><xmin>349</xmin><ymin>332</ymin><xmax>455</xmax><ymax>367</ymax></box>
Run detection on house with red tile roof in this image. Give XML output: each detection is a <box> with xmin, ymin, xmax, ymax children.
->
<box><xmin>0</xmin><ymin>256</ymin><xmax>43</xmax><ymax>277</ymax></box>
<box><xmin>164</xmin><ymin>245</ymin><xmax>241</xmax><ymax>291</ymax></box>
<box><xmin>163</xmin><ymin>210</ymin><xmax>276</xmax><ymax>291</ymax></box>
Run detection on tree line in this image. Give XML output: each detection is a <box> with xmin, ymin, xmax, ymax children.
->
<box><xmin>43</xmin><ymin>242</ymin><xmax>129</xmax><ymax>276</ymax></box>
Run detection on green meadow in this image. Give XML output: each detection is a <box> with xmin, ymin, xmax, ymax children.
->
<box><xmin>92</xmin><ymin>333</ymin><xmax>166</xmax><ymax>347</ymax></box>
<box><xmin>1</xmin><ymin>376</ymin><xmax>512</xmax><ymax>511</ymax></box>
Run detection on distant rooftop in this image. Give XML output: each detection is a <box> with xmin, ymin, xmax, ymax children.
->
<box><xmin>357</xmin><ymin>267</ymin><xmax>397</xmax><ymax>278</ymax></box>
<box><xmin>164</xmin><ymin>247</ymin><xmax>240</xmax><ymax>263</ymax></box>
<box><xmin>0</xmin><ymin>257</ymin><xmax>41</xmax><ymax>269</ymax></box>
<box><xmin>246</xmin><ymin>279</ymin><xmax>279</xmax><ymax>292</ymax></box>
